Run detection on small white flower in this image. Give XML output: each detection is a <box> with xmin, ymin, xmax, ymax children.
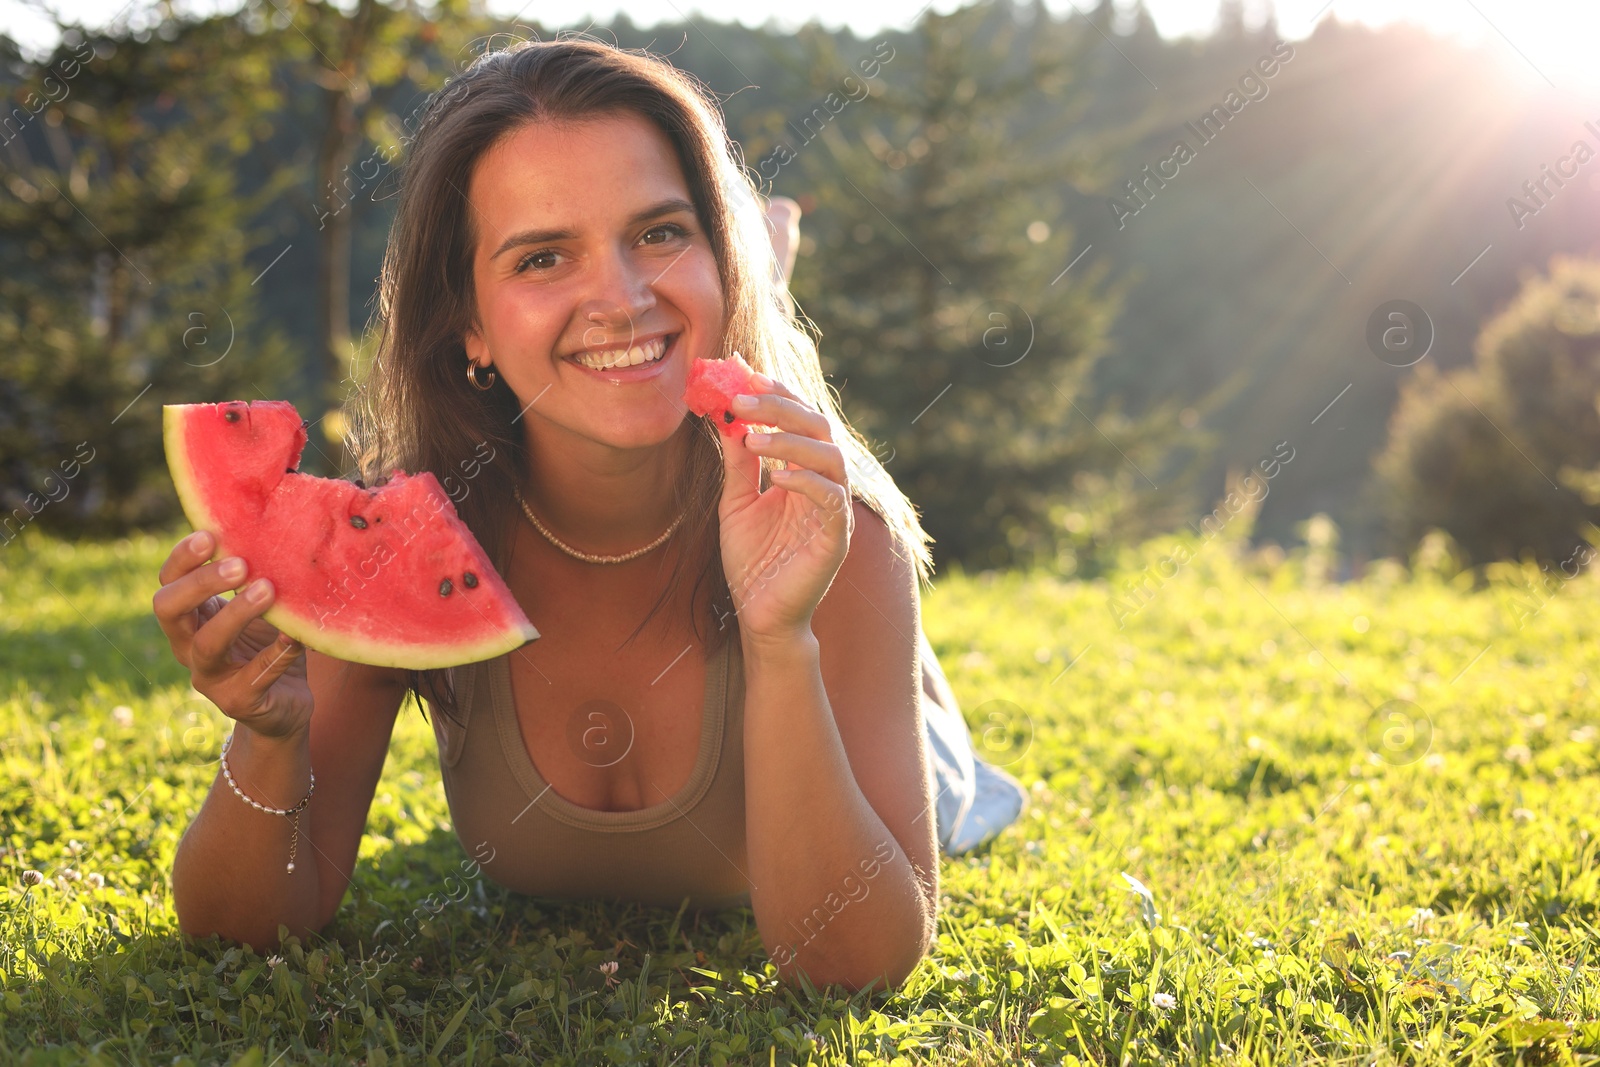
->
<box><xmin>57</xmin><ymin>867</ymin><xmax>79</xmax><ymax>882</ymax></box>
<box><xmin>598</xmin><ymin>960</ymin><xmax>618</xmax><ymax>976</ymax></box>
<box><xmin>266</xmin><ymin>955</ymin><xmax>285</xmax><ymax>968</ymax></box>
<box><xmin>1407</xmin><ymin>907</ymin><xmax>1435</xmax><ymax>929</ymax></box>
<box><xmin>1152</xmin><ymin>992</ymin><xmax>1177</xmax><ymax>1011</ymax></box>
<box><xmin>21</xmin><ymin>869</ymin><xmax>43</xmax><ymax>886</ymax></box>
<box><xmin>1503</xmin><ymin>744</ymin><xmax>1532</xmax><ymax>765</ymax></box>
<box><xmin>111</xmin><ymin>705</ymin><xmax>134</xmax><ymax>727</ymax></box>
<box><xmin>1512</xmin><ymin>808</ymin><xmax>1535</xmax><ymax>822</ymax></box>
<box><xmin>85</xmin><ymin>873</ymin><xmax>105</xmax><ymax>890</ymax></box>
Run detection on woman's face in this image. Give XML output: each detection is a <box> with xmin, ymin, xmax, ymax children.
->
<box><xmin>462</xmin><ymin>110</ymin><xmax>725</xmax><ymax>452</ymax></box>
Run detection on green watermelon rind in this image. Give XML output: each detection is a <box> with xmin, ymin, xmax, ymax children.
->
<box><xmin>162</xmin><ymin>404</ymin><xmax>539</xmax><ymax>671</ymax></box>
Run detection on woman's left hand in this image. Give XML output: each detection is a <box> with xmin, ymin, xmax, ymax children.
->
<box><xmin>716</xmin><ymin>371</ymin><xmax>853</xmax><ymax>647</ymax></box>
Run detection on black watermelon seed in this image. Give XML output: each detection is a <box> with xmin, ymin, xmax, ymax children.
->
<box><xmin>350</xmin><ymin>516</ymin><xmax>368</xmax><ymax>529</ymax></box>
<box><xmin>722</xmin><ymin>410</ymin><xmax>735</xmax><ymax>424</ymax></box>
<box><xmin>439</xmin><ymin>578</ymin><xmax>453</xmax><ymax>596</ymax></box>
<box><xmin>463</xmin><ymin>571</ymin><xmax>478</xmax><ymax>588</ymax></box>
<box><xmin>301</xmin><ymin>418</ymin><xmax>311</xmax><ymax>429</ymax></box>
<box><xmin>224</xmin><ymin>409</ymin><xmax>240</xmax><ymax>423</ymax></box>
<box><xmin>284</xmin><ymin>468</ymin><xmax>295</xmax><ymax>474</ymax></box>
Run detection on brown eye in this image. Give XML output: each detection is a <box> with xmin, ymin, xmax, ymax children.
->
<box><xmin>641</xmin><ymin>223</ymin><xmax>688</xmax><ymax>245</ymax></box>
<box><xmin>515</xmin><ymin>250</ymin><xmax>559</xmax><ymax>273</ymax></box>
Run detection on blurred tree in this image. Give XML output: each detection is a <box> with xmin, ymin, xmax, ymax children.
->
<box><xmin>251</xmin><ymin>0</ymin><xmax>478</xmax><ymax>426</ymax></box>
<box><xmin>0</xmin><ymin>11</ymin><xmax>299</xmax><ymax>539</ymax></box>
<box><xmin>1372</xmin><ymin>256</ymin><xmax>1600</xmax><ymax>564</ymax></box>
<box><xmin>10</xmin><ymin>3</ymin><xmax>1589</xmax><ymax>557</ymax></box>
<box><xmin>772</xmin><ymin>0</ymin><xmax>1186</xmax><ymax>570</ymax></box>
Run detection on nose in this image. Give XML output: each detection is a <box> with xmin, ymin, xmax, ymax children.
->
<box><xmin>578</xmin><ymin>243</ymin><xmax>657</xmax><ymax>350</ymax></box>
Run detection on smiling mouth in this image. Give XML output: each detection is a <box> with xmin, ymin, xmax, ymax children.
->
<box><xmin>569</xmin><ymin>334</ymin><xmax>673</xmax><ymax>371</ymax></box>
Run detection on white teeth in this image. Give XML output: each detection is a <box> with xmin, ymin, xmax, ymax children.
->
<box><xmin>574</xmin><ymin>336</ymin><xmax>667</xmax><ymax>370</ymax></box>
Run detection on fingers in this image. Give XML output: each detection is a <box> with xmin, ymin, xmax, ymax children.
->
<box><xmin>153</xmin><ymin>546</ymin><xmax>253</xmax><ymax>656</ymax></box>
<box><xmin>155</xmin><ymin>555</ymin><xmax>251</xmax><ymax>624</ymax></box>
<box><xmin>731</xmin><ymin>385</ymin><xmax>832</xmax><ymax>444</ymax></box>
<box><xmin>189</xmin><ymin>578</ymin><xmax>276</xmax><ymax>682</ymax></box>
<box><xmin>770</xmin><ymin>467</ymin><xmax>853</xmax><ymax>529</ymax></box>
<box><xmin>718</xmin><ymin>400</ymin><xmax>766</xmax><ymax>511</ymax></box>
<box><xmin>237</xmin><ymin>631</ymin><xmax>305</xmax><ymax>694</ymax></box>
<box><xmin>744</xmin><ymin>430</ymin><xmax>847</xmax><ymax>487</ymax></box>
<box><xmin>719</xmin><ymin>372</ymin><xmax>851</xmax><ymax>507</ymax></box>
<box><xmin>158</xmin><ymin>529</ymin><xmax>215</xmax><ymax>585</ymax></box>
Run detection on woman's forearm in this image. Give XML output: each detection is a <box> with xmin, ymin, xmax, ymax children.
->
<box><xmin>741</xmin><ymin>630</ymin><xmax>937</xmax><ymax>992</ymax></box>
<box><xmin>171</xmin><ymin>727</ymin><xmax>322</xmax><ymax>951</ymax></box>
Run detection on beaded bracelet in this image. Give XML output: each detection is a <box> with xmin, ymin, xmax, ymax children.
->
<box><xmin>220</xmin><ymin>733</ymin><xmax>315</xmax><ymax>875</ymax></box>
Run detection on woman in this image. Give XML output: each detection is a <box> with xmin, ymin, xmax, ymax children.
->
<box><xmin>151</xmin><ymin>38</ymin><xmax>1025</xmax><ymax>993</ymax></box>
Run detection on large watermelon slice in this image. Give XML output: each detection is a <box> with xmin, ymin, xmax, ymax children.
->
<box><xmin>163</xmin><ymin>400</ymin><xmax>538</xmax><ymax>669</ymax></box>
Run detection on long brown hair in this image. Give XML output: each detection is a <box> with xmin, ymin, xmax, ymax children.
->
<box><xmin>344</xmin><ymin>36</ymin><xmax>935</xmax><ymax>722</ymax></box>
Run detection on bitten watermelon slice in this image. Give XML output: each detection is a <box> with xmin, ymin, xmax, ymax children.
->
<box><xmin>683</xmin><ymin>351</ymin><xmax>768</xmax><ymax>438</ymax></box>
<box><xmin>163</xmin><ymin>400</ymin><xmax>539</xmax><ymax>670</ymax></box>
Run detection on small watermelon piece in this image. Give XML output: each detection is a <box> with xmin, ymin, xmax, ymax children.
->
<box><xmin>163</xmin><ymin>400</ymin><xmax>538</xmax><ymax>670</ymax></box>
<box><xmin>683</xmin><ymin>352</ymin><xmax>767</xmax><ymax>437</ymax></box>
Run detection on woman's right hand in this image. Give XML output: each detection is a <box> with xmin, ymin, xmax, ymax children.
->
<box><xmin>152</xmin><ymin>530</ymin><xmax>312</xmax><ymax>742</ymax></box>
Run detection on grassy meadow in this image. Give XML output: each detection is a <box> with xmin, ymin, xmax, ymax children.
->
<box><xmin>1</xmin><ymin>524</ymin><xmax>1598</xmax><ymax>1065</ymax></box>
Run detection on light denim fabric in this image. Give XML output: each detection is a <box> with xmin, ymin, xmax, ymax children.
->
<box><xmin>919</xmin><ymin>629</ymin><xmax>1027</xmax><ymax>855</ymax></box>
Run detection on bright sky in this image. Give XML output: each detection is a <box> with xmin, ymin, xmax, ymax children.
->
<box><xmin>2</xmin><ymin>0</ymin><xmax>1596</xmax><ymax>94</ymax></box>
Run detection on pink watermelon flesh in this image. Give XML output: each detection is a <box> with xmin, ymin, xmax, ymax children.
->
<box><xmin>163</xmin><ymin>400</ymin><xmax>539</xmax><ymax>670</ymax></box>
<box><xmin>683</xmin><ymin>352</ymin><xmax>767</xmax><ymax>437</ymax></box>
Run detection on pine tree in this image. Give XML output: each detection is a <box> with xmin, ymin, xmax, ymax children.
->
<box><xmin>257</xmin><ymin>0</ymin><xmax>478</xmax><ymax>421</ymax></box>
<box><xmin>0</xmin><ymin>12</ymin><xmax>297</xmax><ymax>538</ymax></box>
<box><xmin>770</xmin><ymin>0</ymin><xmax>1168</xmax><ymax>569</ymax></box>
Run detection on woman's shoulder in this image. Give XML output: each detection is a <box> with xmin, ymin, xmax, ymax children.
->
<box><xmin>843</xmin><ymin>497</ymin><xmax>912</xmax><ymax>579</ymax></box>
<box><xmin>814</xmin><ymin>499</ymin><xmax>916</xmax><ymax>638</ymax></box>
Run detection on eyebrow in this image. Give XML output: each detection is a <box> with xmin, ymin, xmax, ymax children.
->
<box><xmin>489</xmin><ymin>197</ymin><xmax>698</xmax><ymax>260</ymax></box>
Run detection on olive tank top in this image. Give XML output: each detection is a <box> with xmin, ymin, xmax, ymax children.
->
<box><xmin>431</xmin><ymin>628</ymin><xmax>753</xmax><ymax>911</ymax></box>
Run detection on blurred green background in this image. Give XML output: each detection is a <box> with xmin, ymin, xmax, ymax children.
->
<box><xmin>3</xmin><ymin>0</ymin><xmax>1598</xmax><ymax>573</ymax></box>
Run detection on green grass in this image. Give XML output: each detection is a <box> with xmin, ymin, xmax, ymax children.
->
<box><xmin>2</xmin><ymin>524</ymin><xmax>1598</xmax><ymax>1065</ymax></box>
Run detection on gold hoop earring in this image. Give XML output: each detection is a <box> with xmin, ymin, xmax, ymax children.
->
<box><xmin>467</xmin><ymin>361</ymin><xmax>496</xmax><ymax>391</ymax></box>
